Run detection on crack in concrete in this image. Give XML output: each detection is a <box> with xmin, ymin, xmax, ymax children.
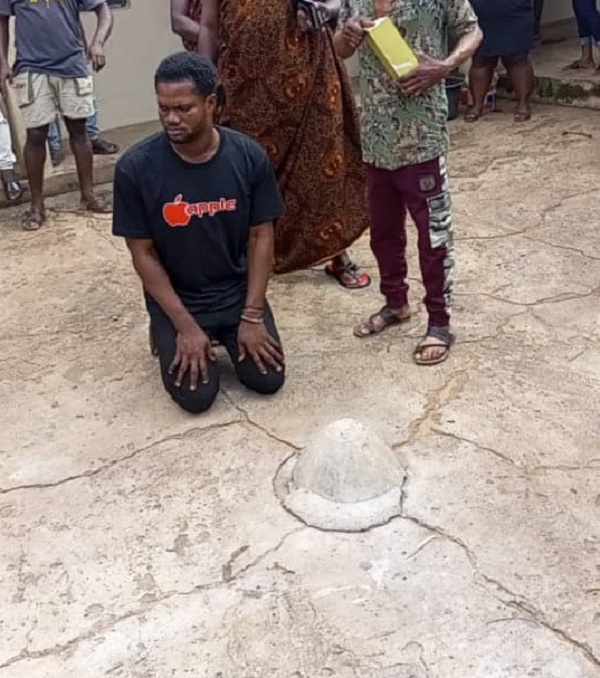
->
<box><xmin>408</xmin><ymin>370</ymin><xmax>471</xmax><ymax>441</ymax></box>
<box><xmin>401</xmin><ymin>511</ymin><xmax>600</xmax><ymax>668</ymax></box>
<box><xmin>524</xmin><ymin>235</ymin><xmax>600</xmax><ymax>262</ymax></box>
<box><xmin>219</xmin><ymin>387</ymin><xmax>301</xmax><ymax>451</ymax></box>
<box><xmin>455</xmin><ymin>286</ymin><xmax>599</xmax><ymax>308</ymax></box>
<box><xmin>0</xmin><ymin>421</ymin><xmax>239</xmax><ymax>496</ymax></box>
<box><xmin>432</xmin><ymin>428</ymin><xmax>600</xmax><ymax>474</ymax></box>
<box><xmin>0</xmin><ymin>525</ymin><xmax>307</xmax><ymax>671</ymax></box>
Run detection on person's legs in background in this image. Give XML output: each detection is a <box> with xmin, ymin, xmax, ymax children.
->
<box><xmin>12</xmin><ymin>72</ymin><xmax>57</xmax><ymax>229</ymax></box>
<box><xmin>57</xmin><ymin>76</ymin><xmax>110</xmax><ymax>213</ymax></box>
<box><xmin>404</xmin><ymin>156</ymin><xmax>455</xmax><ymax>365</ymax></box>
<box><xmin>353</xmin><ymin>165</ymin><xmax>412</xmax><ymax>338</ymax></box>
<box><xmin>465</xmin><ymin>54</ymin><xmax>498</xmax><ymax>122</ymax></box>
<box><xmin>86</xmin><ymin>99</ymin><xmax>119</xmax><ymax>156</ymax></box>
<box><xmin>0</xmin><ymin>105</ymin><xmax>23</xmax><ymax>202</ymax></box>
<box><xmin>502</xmin><ymin>52</ymin><xmax>534</xmax><ymax>121</ymax></box>
<box><xmin>533</xmin><ymin>0</ymin><xmax>544</xmax><ymax>42</ymax></box>
<box><xmin>47</xmin><ymin>116</ymin><xmax>64</xmax><ymax>166</ymax></box>
<box><xmin>570</xmin><ymin>0</ymin><xmax>600</xmax><ymax>68</ymax></box>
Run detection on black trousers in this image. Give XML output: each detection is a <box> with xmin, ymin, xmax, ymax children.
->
<box><xmin>534</xmin><ymin>0</ymin><xmax>544</xmax><ymax>36</ymax></box>
<box><xmin>152</xmin><ymin>305</ymin><xmax>285</xmax><ymax>414</ymax></box>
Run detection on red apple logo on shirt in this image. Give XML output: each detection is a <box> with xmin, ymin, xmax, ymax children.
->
<box><xmin>162</xmin><ymin>194</ymin><xmax>191</xmax><ymax>227</ymax></box>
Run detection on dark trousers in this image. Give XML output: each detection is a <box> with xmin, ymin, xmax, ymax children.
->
<box><xmin>572</xmin><ymin>0</ymin><xmax>600</xmax><ymax>42</ymax></box>
<box><xmin>366</xmin><ymin>156</ymin><xmax>454</xmax><ymax>328</ymax></box>
<box><xmin>533</xmin><ymin>0</ymin><xmax>544</xmax><ymax>37</ymax></box>
<box><xmin>152</xmin><ymin>305</ymin><xmax>285</xmax><ymax>414</ymax></box>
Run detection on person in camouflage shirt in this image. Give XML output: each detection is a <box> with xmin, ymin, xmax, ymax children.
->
<box><xmin>334</xmin><ymin>0</ymin><xmax>481</xmax><ymax>365</ymax></box>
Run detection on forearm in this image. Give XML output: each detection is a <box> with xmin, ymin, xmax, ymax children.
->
<box><xmin>173</xmin><ymin>15</ymin><xmax>200</xmax><ymax>42</ymax></box>
<box><xmin>245</xmin><ymin>226</ymin><xmax>274</xmax><ymax>310</ymax></box>
<box><xmin>443</xmin><ymin>26</ymin><xmax>483</xmax><ymax>71</ymax></box>
<box><xmin>91</xmin><ymin>3</ymin><xmax>113</xmax><ymax>47</ymax></box>
<box><xmin>197</xmin><ymin>26</ymin><xmax>218</xmax><ymax>62</ymax></box>
<box><xmin>132</xmin><ymin>250</ymin><xmax>196</xmax><ymax>332</ymax></box>
<box><xmin>0</xmin><ymin>18</ymin><xmax>9</xmax><ymax>64</ymax></box>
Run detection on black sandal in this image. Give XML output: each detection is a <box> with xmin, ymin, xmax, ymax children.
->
<box><xmin>414</xmin><ymin>326</ymin><xmax>455</xmax><ymax>366</ymax></box>
<box><xmin>354</xmin><ymin>305</ymin><xmax>411</xmax><ymax>338</ymax></box>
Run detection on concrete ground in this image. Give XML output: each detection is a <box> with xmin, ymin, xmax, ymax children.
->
<box><xmin>0</xmin><ymin>103</ymin><xmax>599</xmax><ymax>677</ymax></box>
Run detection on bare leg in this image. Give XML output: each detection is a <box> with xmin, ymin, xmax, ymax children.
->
<box><xmin>64</xmin><ymin>117</ymin><xmax>110</xmax><ymax>212</ymax></box>
<box><xmin>504</xmin><ymin>55</ymin><xmax>534</xmax><ymax>121</ymax></box>
<box><xmin>23</xmin><ymin>125</ymin><xmax>49</xmax><ymax>229</ymax></box>
<box><xmin>466</xmin><ymin>56</ymin><xmax>496</xmax><ymax>121</ymax></box>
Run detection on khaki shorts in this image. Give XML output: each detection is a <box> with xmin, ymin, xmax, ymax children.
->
<box><xmin>13</xmin><ymin>72</ymin><xmax>95</xmax><ymax>129</ymax></box>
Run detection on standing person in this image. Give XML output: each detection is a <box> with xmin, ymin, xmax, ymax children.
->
<box><xmin>48</xmin><ymin>104</ymin><xmax>119</xmax><ymax>167</ymax></box>
<box><xmin>534</xmin><ymin>0</ymin><xmax>544</xmax><ymax>43</ymax></box>
<box><xmin>566</xmin><ymin>0</ymin><xmax>600</xmax><ymax>69</ymax></box>
<box><xmin>113</xmin><ymin>53</ymin><xmax>285</xmax><ymax>413</ymax></box>
<box><xmin>170</xmin><ymin>0</ymin><xmax>202</xmax><ymax>52</ymax></box>
<box><xmin>337</xmin><ymin>1</ymin><xmax>482</xmax><ymax>365</ymax></box>
<box><xmin>0</xmin><ymin>0</ymin><xmax>112</xmax><ymax>231</ymax></box>
<box><xmin>465</xmin><ymin>1</ymin><xmax>535</xmax><ymax>123</ymax></box>
<box><xmin>0</xmin><ymin>104</ymin><xmax>22</xmax><ymax>201</ymax></box>
<box><xmin>197</xmin><ymin>0</ymin><xmax>371</xmax><ymax>289</ymax></box>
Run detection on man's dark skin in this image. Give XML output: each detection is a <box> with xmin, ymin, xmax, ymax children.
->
<box><xmin>128</xmin><ymin>80</ymin><xmax>283</xmax><ymax>391</ymax></box>
<box><xmin>335</xmin><ymin>14</ymin><xmax>482</xmax><ymax>97</ymax></box>
<box><xmin>170</xmin><ymin>0</ymin><xmax>201</xmax><ymax>45</ymax></box>
<box><xmin>0</xmin><ymin>3</ymin><xmax>113</xmax><ymax>226</ymax></box>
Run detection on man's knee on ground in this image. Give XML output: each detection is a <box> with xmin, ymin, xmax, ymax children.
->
<box><xmin>164</xmin><ymin>380</ymin><xmax>219</xmax><ymax>414</ymax></box>
<box><xmin>240</xmin><ymin>367</ymin><xmax>285</xmax><ymax>396</ymax></box>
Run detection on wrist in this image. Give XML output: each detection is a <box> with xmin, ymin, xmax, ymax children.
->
<box><xmin>173</xmin><ymin>312</ymin><xmax>198</xmax><ymax>334</ymax></box>
<box><xmin>441</xmin><ymin>57</ymin><xmax>456</xmax><ymax>76</ymax></box>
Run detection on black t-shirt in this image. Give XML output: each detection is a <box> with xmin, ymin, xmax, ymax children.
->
<box><xmin>112</xmin><ymin>127</ymin><xmax>285</xmax><ymax>320</ymax></box>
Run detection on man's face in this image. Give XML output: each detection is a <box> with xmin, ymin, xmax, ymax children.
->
<box><xmin>156</xmin><ymin>81</ymin><xmax>216</xmax><ymax>144</ymax></box>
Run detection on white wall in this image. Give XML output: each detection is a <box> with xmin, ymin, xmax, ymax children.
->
<box><xmin>81</xmin><ymin>0</ymin><xmax>182</xmax><ymax>131</ymax></box>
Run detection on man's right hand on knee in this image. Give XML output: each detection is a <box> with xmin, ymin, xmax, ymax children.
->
<box><xmin>168</xmin><ymin>323</ymin><xmax>216</xmax><ymax>390</ymax></box>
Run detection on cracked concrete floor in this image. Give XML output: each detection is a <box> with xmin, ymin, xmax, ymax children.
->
<box><xmin>1</xmin><ymin>104</ymin><xmax>599</xmax><ymax>678</ymax></box>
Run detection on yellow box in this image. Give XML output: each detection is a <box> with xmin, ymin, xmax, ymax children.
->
<box><xmin>365</xmin><ymin>17</ymin><xmax>419</xmax><ymax>79</ymax></box>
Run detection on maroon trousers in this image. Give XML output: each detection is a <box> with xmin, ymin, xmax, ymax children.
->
<box><xmin>366</xmin><ymin>156</ymin><xmax>454</xmax><ymax>328</ymax></box>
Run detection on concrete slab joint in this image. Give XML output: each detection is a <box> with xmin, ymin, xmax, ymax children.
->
<box><xmin>275</xmin><ymin>419</ymin><xmax>407</xmax><ymax>532</ymax></box>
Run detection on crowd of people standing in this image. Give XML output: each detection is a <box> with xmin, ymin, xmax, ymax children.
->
<box><xmin>0</xmin><ymin>0</ymin><xmax>596</xmax><ymax>412</ymax></box>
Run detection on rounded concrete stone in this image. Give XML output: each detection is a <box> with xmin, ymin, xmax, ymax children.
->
<box><xmin>276</xmin><ymin>419</ymin><xmax>406</xmax><ymax>532</ymax></box>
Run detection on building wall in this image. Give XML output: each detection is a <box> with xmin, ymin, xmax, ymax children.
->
<box><xmin>80</xmin><ymin>0</ymin><xmax>181</xmax><ymax>131</ymax></box>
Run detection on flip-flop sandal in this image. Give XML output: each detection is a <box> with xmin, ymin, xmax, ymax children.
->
<box><xmin>3</xmin><ymin>179</ymin><xmax>23</xmax><ymax>202</ymax></box>
<box><xmin>22</xmin><ymin>209</ymin><xmax>46</xmax><ymax>232</ymax></box>
<box><xmin>413</xmin><ymin>326</ymin><xmax>455</xmax><ymax>366</ymax></box>
<box><xmin>464</xmin><ymin>109</ymin><xmax>482</xmax><ymax>123</ymax></box>
<box><xmin>325</xmin><ymin>260</ymin><xmax>371</xmax><ymax>289</ymax></box>
<box><xmin>354</xmin><ymin>305</ymin><xmax>411</xmax><ymax>338</ymax></box>
<box><xmin>84</xmin><ymin>195</ymin><xmax>112</xmax><ymax>214</ymax></box>
<box><xmin>514</xmin><ymin>110</ymin><xmax>532</xmax><ymax>123</ymax></box>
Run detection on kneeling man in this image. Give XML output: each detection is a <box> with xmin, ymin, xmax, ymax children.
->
<box><xmin>113</xmin><ymin>52</ymin><xmax>285</xmax><ymax>413</ymax></box>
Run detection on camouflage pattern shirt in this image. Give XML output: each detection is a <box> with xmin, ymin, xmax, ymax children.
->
<box><xmin>340</xmin><ymin>0</ymin><xmax>478</xmax><ymax>170</ymax></box>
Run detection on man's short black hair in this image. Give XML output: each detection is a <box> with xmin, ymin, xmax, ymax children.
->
<box><xmin>155</xmin><ymin>52</ymin><xmax>218</xmax><ymax>98</ymax></box>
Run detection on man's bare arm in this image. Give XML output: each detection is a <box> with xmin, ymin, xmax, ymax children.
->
<box><xmin>442</xmin><ymin>25</ymin><xmax>482</xmax><ymax>72</ymax></box>
<box><xmin>126</xmin><ymin>239</ymin><xmax>197</xmax><ymax>333</ymax></box>
<box><xmin>90</xmin><ymin>2</ymin><xmax>113</xmax><ymax>49</ymax></box>
<box><xmin>245</xmin><ymin>223</ymin><xmax>274</xmax><ymax>311</ymax></box>
<box><xmin>198</xmin><ymin>0</ymin><xmax>220</xmax><ymax>63</ymax></box>
<box><xmin>170</xmin><ymin>0</ymin><xmax>200</xmax><ymax>43</ymax></box>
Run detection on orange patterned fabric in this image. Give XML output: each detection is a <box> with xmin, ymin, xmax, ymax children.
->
<box><xmin>217</xmin><ymin>0</ymin><xmax>368</xmax><ymax>274</ymax></box>
<box><xmin>182</xmin><ymin>0</ymin><xmax>202</xmax><ymax>51</ymax></box>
